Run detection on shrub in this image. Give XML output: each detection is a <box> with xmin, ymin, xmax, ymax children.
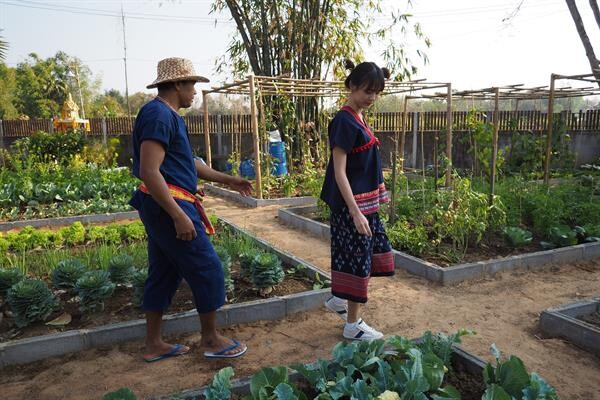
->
<box><xmin>108</xmin><ymin>254</ymin><xmax>135</xmax><ymax>284</ymax></box>
<box><xmin>76</xmin><ymin>270</ymin><xmax>115</xmax><ymax>313</ymax></box>
<box><xmin>7</xmin><ymin>279</ymin><xmax>58</xmax><ymax>327</ymax></box>
<box><xmin>0</xmin><ymin>267</ymin><xmax>25</xmax><ymax>297</ymax></box>
<box><xmin>51</xmin><ymin>259</ymin><xmax>87</xmax><ymax>290</ymax></box>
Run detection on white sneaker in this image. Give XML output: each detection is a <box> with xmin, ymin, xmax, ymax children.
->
<box><xmin>343</xmin><ymin>319</ymin><xmax>384</xmax><ymax>341</ymax></box>
<box><xmin>324</xmin><ymin>296</ymin><xmax>348</xmax><ymax>321</ymax></box>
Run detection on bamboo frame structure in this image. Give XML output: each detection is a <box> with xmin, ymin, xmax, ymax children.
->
<box><xmin>412</xmin><ymin>81</ymin><xmax>600</xmax><ymax>202</ymax></box>
<box><xmin>203</xmin><ymin>75</ymin><xmax>450</xmax><ymax>198</ymax></box>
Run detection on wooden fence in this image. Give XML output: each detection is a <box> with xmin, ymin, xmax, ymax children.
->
<box><xmin>1</xmin><ymin>110</ymin><xmax>599</xmax><ymax>138</ymax></box>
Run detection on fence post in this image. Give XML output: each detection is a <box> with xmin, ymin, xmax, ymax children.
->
<box><xmin>216</xmin><ymin>114</ymin><xmax>223</xmax><ymax>156</ymax></box>
<box><xmin>101</xmin><ymin>117</ymin><xmax>108</xmax><ymax>145</ymax></box>
<box><xmin>0</xmin><ymin>119</ymin><xmax>4</xmax><ymax>150</ymax></box>
<box><xmin>411</xmin><ymin>112</ymin><xmax>419</xmax><ymax>168</ymax></box>
<box><xmin>49</xmin><ymin>118</ymin><xmax>54</xmax><ymax>134</ymax></box>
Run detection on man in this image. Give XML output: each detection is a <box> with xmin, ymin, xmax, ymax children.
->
<box><xmin>129</xmin><ymin>57</ymin><xmax>252</xmax><ymax>362</ymax></box>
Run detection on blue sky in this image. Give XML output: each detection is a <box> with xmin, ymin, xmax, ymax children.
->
<box><xmin>1</xmin><ymin>0</ymin><xmax>599</xmax><ymax>94</ymax></box>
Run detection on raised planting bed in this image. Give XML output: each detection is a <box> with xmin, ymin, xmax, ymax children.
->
<box><xmin>279</xmin><ymin>205</ymin><xmax>600</xmax><ymax>285</ymax></box>
<box><xmin>204</xmin><ymin>183</ymin><xmax>315</xmax><ymax>208</ymax></box>
<box><xmin>145</xmin><ymin>331</ymin><xmax>561</xmax><ymax>400</ymax></box>
<box><xmin>0</xmin><ymin>210</ymin><xmax>139</xmax><ymax>232</ymax></box>
<box><xmin>539</xmin><ymin>297</ymin><xmax>600</xmax><ymax>356</ymax></box>
<box><xmin>0</xmin><ymin>217</ymin><xmax>331</xmax><ymax>368</ymax></box>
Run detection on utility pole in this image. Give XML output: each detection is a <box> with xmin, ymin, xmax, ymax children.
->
<box><xmin>121</xmin><ymin>4</ymin><xmax>132</xmax><ymax>117</ymax></box>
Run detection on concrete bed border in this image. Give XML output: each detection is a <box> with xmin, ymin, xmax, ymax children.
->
<box><xmin>539</xmin><ymin>297</ymin><xmax>600</xmax><ymax>356</ymax></box>
<box><xmin>204</xmin><ymin>183</ymin><xmax>316</xmax><ymax>208</ymax></box>
<box><xmin>0</xmin><ymin>218</ymin><xmax>331</xmax><ymax>368</ymax></box>
<box><xmin>0</xmin><ymin>211</ymin><xmax>139</xmax><ymax>232</ymax></box>
<box><xmin>278</xmin><ymin>205</ymin><xmax>600</xmax><ymax>285</ymax></box>
<box><xmin>151</xmin><ymin>344</ymin><xmax>486</xmax><ymax>400</ymax></box>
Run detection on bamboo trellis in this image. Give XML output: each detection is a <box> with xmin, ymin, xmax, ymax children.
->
<box><xmin>409</xmin><ymin>80</ymin><xmax>600</xmax><ymax>206</ymax></box>
<box><xmin>202</xmin><ymin>75</ymin><xmax>451</xmax><ymax>199</ymax></box>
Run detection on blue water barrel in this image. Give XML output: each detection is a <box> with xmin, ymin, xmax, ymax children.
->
<box><xmin>239</xmin><ymin>159</ymin><xmax>255</xmax><ymax>178</ymax></box>
<box><xmin>269</xmin><ymin>141</ymin><xmax>288</xmax><ymax>176</ymax></box>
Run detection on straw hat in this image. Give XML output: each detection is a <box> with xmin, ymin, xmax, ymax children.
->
<box><xmin>147</xmin><ymin>57</ymin><xmax>209</xmax><ymax>89</ymax></box>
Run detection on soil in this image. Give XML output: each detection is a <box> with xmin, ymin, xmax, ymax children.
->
<box><xmin>0</xmin><ymin>265</ymin><xmax>313</xmax><ymax>342</ymax></box>
<box><xmin>1</xmin><ymin>196</ymin><xmax>599</xmax><ymax>400</ymax></box>
<box><xmin>577</xmin><ymin>311</ymin><xmax>600</xmax><ymax>328</ymax></box>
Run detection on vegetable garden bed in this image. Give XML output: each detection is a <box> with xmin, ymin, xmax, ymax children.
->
<box><xmin>0</xmin><ymin>217</ymin><xmax>331</xmax><ymax>367</ymax></box>
<box><xmin>204</xmin><ymin>183</ymin><xmax>315</xmax><ymax>208</ymax></box>
<box><xmin>539</xmin><ymin>297</ymin><xmax>600</xmax><ymax>356</ymax></box>
<box><xmin>140</xmin><ymin>331</ymin><xmax>561</xmax><ymax>400</ymax></box>
<box><xmin>0</xmin><ymin>210</ymin><xmax>139</xmax><ymax>232</ymax></box>
<box><xmin>279</xmin><ymin>205</ymin><xmax>600</xmax><ymax>285</ymax></box>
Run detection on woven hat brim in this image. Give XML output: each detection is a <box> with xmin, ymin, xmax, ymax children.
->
<box><xmin>147</xmin><ymin>75</ymin><xmax>209</xmax><ymax>89</ymax></box>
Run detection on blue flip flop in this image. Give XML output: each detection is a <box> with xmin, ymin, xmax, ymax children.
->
<box><xmin>143</xmin><ymin>343</ymin><xmax>189</xmax><ymax>363</ymax></box>
<box><xmin>204</xmin><ymin>340</ymin><xmax>247</xmax><ymax>359</ymax></box>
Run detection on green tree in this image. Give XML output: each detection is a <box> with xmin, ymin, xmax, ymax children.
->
<box><xmin>128</xmin><ymin>92</ymin><xmax>155</xmax><ymax>116</ymax></box>
<box><xmin>211</xmin><ymin>0</ymin><xmax>429</xmax><ymax>81</ymax></box>
<box><xmin>0</xmin><ymin>63</ymin><xmax>18</xmax><ymax>119</ymax></box>
<box><xmin>89</xmin><ymin>89</ymin><xmax>126</xmax><ymax>117</ymax></box>
<box><xmin>14</xmin><ymin>52</ymin><xmax>98</xmax><ymax>118</ymax></box>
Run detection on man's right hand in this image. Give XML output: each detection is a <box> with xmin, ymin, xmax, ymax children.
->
<box><xmin>173</xmin><ymin>212</ymin><xmax>197</xmax><ymax>241</ymax></box>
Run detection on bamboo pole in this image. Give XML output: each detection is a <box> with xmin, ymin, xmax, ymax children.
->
<box><xmin>249</xmin><ymin>75</ymin><xmax>263</xmax><ymax>199</ymax></box>
<box><xmin>490</xmin><ymin>87</ymin><xmax>500</xmax><ymax>206</ymax></box>
<box><xmin>543</xmin><ymin>74</ymin><xmax>556</xmax><ymax>185</ymax></box>
<box><xmin>445</xmin><ymin>83</ymin><xmax>453</xmax><ymax>186</ymax></box>
<box><xmin>202</xmin><ymin>91</ymin><xmax>212</xmax><ymax>167</ymax></box>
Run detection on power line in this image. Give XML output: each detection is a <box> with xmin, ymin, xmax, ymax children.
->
<box><xmin>1</xmin><ymin>0</ymin><xmax>235</xmax><ymax>24</ymax></box>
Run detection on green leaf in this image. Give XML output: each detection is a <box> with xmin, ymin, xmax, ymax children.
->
<box><xmin>522</xmin><ymin>372</ymin><xmax>559</xmax><ymax>400</ymax></box>
<box><xmin>430</xmin><ymin>385</ymin><xmax>461</xmax><ymax>400</ymax></box>
<box><xmin>496</xmin><ymin>356</ymin><xmax>530</xmax><ymax>397</ymax></box>
<box><xmin>482</xmin><ymin>384</ymin><xmax>511</xmax><ymax>400</ymax></box>
<box><xmin>274</xmin><ymin>383</ymin><xmax>298</xmax><ymax>400</ymax></box>
<box><xmin>422</xmin><ymin>352</ymin><xmax>446</xmax><ymax>391</ymax></box>
<box><xmin>350</xmin><ymin>379</ymin><xmax>371</xmax><ymax>400</ymax></box>
<box><xmin>102</xmin><ymin>387</ymin><xmax>137</xmax><ymax>400</ymax></box>
<box><xmin>250</xmin><ymin>367</ymin><xmax>289</xmax><ymax>400</ymax></box>
<box><xmin>204</xmin><ymin>367</ymin><xmax>234</xmax><ymax>400</ymax></box>
<box><xmin>328</xmin><ymin>376</ymin><xmax>354</xmax><ymax>400</ymax></box>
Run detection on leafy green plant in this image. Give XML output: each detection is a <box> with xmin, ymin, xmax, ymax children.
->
<box><xmin>502</xmin><ymin>227</ymin><xmax>533</xmax><ymax>248</ymax></box>
<box><xmin>545</xmin><ymin>225</ymin><xmax>578</xmax><ymax>248</ymax></box>
<box><xmin>386</xmin><ymin>218</ymin><xmax>429</xmax><ymax>257</ymax></box>
<box><xmin>214</xmin><ymin>245</ymin><xmax>234</xmax><ymax>294</ymax></box>
<box><xmin>60</xmin><ymin>221</ymin><xmax>86</xmax><ymax>246</ymax></box>
<box><xmin>7</xmin><ymin>279</ymin><xmax>58</xmax><ymax>327</ymax></box>
<box><xmin>51</xmin><ymin>259</ymin><xmax>87</xmax><ymax>290</ymax></box>
<box><xmin>75</xmin><ymin>270</ymin><xmax>115</xmax><ymax>313</ymax></box>
<box><xmin>239</xmin><ymin>248</ymin><xmax>261</xmax><ymax>280</ymax></box>
<box><xmin>121</xmin><ymin>222</ymin><xmax>146</xmax><ymax>242</ymax></box>
<box><xmin>483</xmin><ymin>344</ymin><xmax>559</xmax><ymax>400</ymax></box>
<box><xmin>251</xmin><ymin>252</ymin><xmax>284</xmax><ymax>293</ymax></box>
<box><xmin>108</xmin><ymin>254</ymin><xmax>135</xmax><ymax>284</ymax></box>
<box><xmin>204</xmin><ymin>367</ymin><xmax>235</xmax><ymax>400</ymax></box>
<box><xmin>102</xmin><ymin>387</ymin><xmax>138</xmax><ymax>400</ymax></box>
<box><xmin>131</xmin><ymin>268</ymin><xmax>148</xmax><ymax>307</ymax></box>
<box><xmin>0</xmin><ymin>267</ymin><xmax>25</xmax><ymax>297</ymax></box>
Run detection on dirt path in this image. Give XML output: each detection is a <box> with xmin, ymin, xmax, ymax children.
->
<box><xmin>1</xmin><ymin>196</ymin><xmax>599</xmax><ymax>400</ymax></box>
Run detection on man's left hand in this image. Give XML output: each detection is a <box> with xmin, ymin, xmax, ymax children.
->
<box><xmin>228</xmin><ymin>177</ymin><xmax>253</xmax><ymax>196</ymax></box>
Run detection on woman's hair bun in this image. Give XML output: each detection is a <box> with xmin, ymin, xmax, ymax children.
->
<box><xmin>381</xmin><ymin>67</ymin><xmax>391</xmax><ymax>80</ymax></box>
<box><xmin>344</xmin><ymin>59</ymin><xmax>355</xmax><ymax>71</ymax></box>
